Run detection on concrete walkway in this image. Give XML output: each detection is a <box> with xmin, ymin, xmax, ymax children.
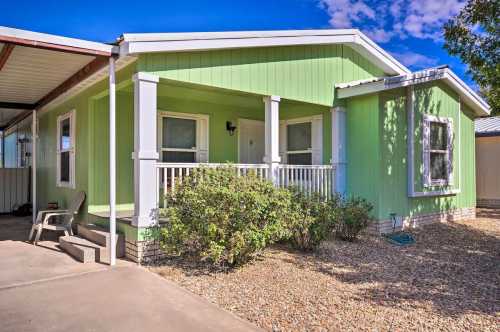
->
<box><xmin>0</xmin><ymin>216</ymin><xmax>260</xmax><ymax>332</ymax></box>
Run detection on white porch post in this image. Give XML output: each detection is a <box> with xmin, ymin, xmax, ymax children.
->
<box><xmin>132</xmin><ymin>72</ymin><xmax>159</xmax><ymax>228</ymax></box>
<box><xmin>31</xmin><ymin>109</ymin><xmax>37</xmax><ymax>225</ymax></box>
<box><xmin>331</xmin><ymin>106</ymin><xmax>347</xmax><ymax>195</ymax></box>
<box><xmin>263</xmin><ymin>95</ymin><xmax>281</xmax><ymax>184</ymax></box>
<box><xmin>109</xmin><ymin>57</ymin><xmax>117</xmax><ymax>266</ymax></box>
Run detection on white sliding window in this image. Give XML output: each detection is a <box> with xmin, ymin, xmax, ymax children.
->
<box><xmin>280</xmin><ymin>115</ymin><xmax>323</xmax><ymax>165</ymax></box>
<box><xmin>56</xmin><ymin>110</ymin><xmax>76</xmax><ymax>188</ymax></box>
<box><xmin>159</xmin><ymin>112</ymin><xmax>208</xmax><ymax>163</ymax></box>
<box><xmin>423</xmin><ymin>115</ymin><xmax>453</xmax><ymax>187</ymax></box>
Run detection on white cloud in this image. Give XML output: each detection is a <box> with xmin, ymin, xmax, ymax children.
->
<box><xmin>319</xmin><ymin>0</ymin><xmax>376</xmax><ymax>28</ymax></box>
<box><xmin>391</xmin><ymin>51</ymin><xmax>439</xmax><ymax>69</ymax></box>
<box><xmin>318</xmin><ymin>0</ymin><xmax>466</xmax><ymax>43</ymax></box>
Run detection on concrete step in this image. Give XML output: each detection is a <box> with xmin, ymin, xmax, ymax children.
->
<box><xmin>59</xmin><ymin>236</ymin><xmax>101</xmax><ymax>263</ymax></box>
<box><xmin>77</xmin><ymin>224</ymin><xmax>125</xmax><ymax>258</ymax></box>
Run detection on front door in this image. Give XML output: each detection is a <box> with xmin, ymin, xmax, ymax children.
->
<box><xmin>238</xmin><ymin>119</ymin><xmax>265</xmax><ymax>164</ymax></box>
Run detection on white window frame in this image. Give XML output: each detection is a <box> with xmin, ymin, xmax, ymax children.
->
<box><xmin>280</xmin><ymin>115</ymin><xmax>323</xmax><ymax>165</ymax></box>
<box><xmin>56</xmin><ymin>110</ymin><xmax>76</xmax><ymax>188</ymax></box>
<box><xmin>423</xmin><ymin>114</ymin><xmax>453</xmax><ymax>187</ymax></box>
<box><xmin>158</xmin><ymin>111</ymin><xmax>209</xmax><ymax>163</ymax></box>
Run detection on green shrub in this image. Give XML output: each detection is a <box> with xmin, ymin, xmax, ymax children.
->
<box><xmin>159</xmin><ymin>166</ymin><xmax>295</xmax><ymax>266</ymax></box>
<box><xmin>335</xmin><ymin>197</ymin><xmax>373</xmax><ymax>241</ymax></box>
<box><xmin>287</xmin><ymin>189</ymin><xmax>341</xmax><ymax>251</ymax></box>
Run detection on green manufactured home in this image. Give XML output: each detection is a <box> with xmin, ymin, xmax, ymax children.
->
<box><xmin>0</xmin><ymin>27</ymin><xmax>490</xmax><ymax>263</ymax></box>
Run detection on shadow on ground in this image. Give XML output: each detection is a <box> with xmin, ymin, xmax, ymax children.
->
<box><xmin>279</xmin><ymin>219</ymin><xmax>499</xmax><ymax>318</ymax></box>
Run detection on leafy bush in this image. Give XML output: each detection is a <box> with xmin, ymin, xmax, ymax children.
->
<box><xmin>159</xmin><ymin>166</ymin><xmax>295</xmax><ymax>266</ymax></box>
<box><xmin>335</xmin><ymin>197</ymin><xmax>373</xmax><ymax>241</ymax></box>
<box><xmin>287</xmin><ymin>189</ymin><xmax>341</xmax><ymax>251</ymax></box>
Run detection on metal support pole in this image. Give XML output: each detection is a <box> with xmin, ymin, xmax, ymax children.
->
<box><xmin>31</xmin><ymin>110</ymin><xmax>37</xmax><ymax>224</ymax></box>
<box><xmin>109</xmin><ymin>57</ymin><xmax>116</xmax><ymax>266</ymax></box>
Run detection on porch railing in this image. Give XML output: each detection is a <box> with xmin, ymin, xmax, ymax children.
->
<box><xmin>155</xmin><ymin>162</ymin><xmax>336</xmax><ymax>206</ymax></box>
<box><xmin>276</xmin><ymin>164</ymin><xmax>335</xmax><ymax>199</ymax></box>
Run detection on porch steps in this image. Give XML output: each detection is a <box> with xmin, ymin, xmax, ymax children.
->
<box><xmin>59</xmin><ymin>236</ymin><xmax>102</xmax><ymax>263</ymax></box>
<box><xmin>58</xmin><ymin>225</ymin><xmax>125</xmax><ymax>264</ymax></box>
<box><xmin>77</xmin><ymin>224</ymin><xmax>125</xmax><ymax>259</ymax></box>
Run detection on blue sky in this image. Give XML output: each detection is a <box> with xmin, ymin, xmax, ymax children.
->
<box><xmin>0</xmin><ymin>0</ymin><xmax>473</xmax><ymax>86</ymax></box>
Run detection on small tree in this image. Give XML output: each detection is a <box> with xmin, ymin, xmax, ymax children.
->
<box><xmin>443</xmin><ymin>0</ymin><xmax>499</xmax><ymax>115</ymax></box>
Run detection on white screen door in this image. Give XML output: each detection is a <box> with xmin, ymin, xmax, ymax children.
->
<box><xmin>238</xmin><ymin>119</ymin><xmax>265</xmax><ymax>164</ymax></box>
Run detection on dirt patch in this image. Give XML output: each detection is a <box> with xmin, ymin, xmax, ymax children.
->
<box><xmin>151</xmin><ymin>215</ymin><xmax>500</xmax><ymax>331</ymax></box>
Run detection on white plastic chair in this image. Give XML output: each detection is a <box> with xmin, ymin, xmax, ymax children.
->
<box><xmin>28</xmin><ymin>191</ymin><xmax>86</xmax><ymax>245</ymax></box>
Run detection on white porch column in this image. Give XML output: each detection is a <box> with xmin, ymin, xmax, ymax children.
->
<box><xmin>331</xmin><ymin>106</ymin><xmax>347</xmax><ymax>195</ymax></box>
<box><xmin>263</xmin><ymin>95</ymin><xmax>281</xmax><ymax>184</ymax></box>
<box><xmin>31</xmin><ymin>110</ymin><xmax>37</xmax><ymax>225</ymax></box>
<box><xmin>132</xmin><ymin>72</ymin><xmax>159</xmax><ymax>228</ymax></box>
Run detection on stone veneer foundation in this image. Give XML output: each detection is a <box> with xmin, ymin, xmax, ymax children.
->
<box><xmin>477</xmin><ymin>198</ymin><xmax>500</xmax><ymax>209</ymax></box>
<box><xmin>368</xmin><ymin>207</ymin><xmax>476</xmax><ymax>234</ymax></box>
<box><xmin>125</xmin><ymin>239</ymin><xmax>166</xmax><ymax>263</ymax></box>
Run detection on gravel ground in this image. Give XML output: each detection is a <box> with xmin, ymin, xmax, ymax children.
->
<box><xmin>151</xmin><ymin>212</ymin><xmax>500</xmax><ymax>331</ymax></box>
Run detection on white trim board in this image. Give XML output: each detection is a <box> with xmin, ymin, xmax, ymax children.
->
<box><xmin>336</xmin><ymin>67</ymin><xmax>490</xmax><ymax>116</ymax></box>
<box><xmin>120</xmin><ymin>29</ymin><xmax>409</xmax><ymax>76</ymax></box>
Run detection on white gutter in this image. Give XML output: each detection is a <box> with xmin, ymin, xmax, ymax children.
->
<box><xmin>0</xmin><ymin>26</ymin><xmax>115</xmax><ymax>55</ymax></box>
<box><xmin>337</xmin><ymin>67</ymin><xmax>491</xmax><ymax>117</ymax></box>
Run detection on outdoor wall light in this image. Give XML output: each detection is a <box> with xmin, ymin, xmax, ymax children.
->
<box><xmin>226</xmin><ymin>121</ymin><xmax>237</xmax><ymax>136</ymax></box>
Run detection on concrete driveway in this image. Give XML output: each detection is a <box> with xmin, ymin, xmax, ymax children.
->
<box><xmin>0</xmin><ymin>216</ymin><xmax>260</xmax><ymax>332</ymax></box>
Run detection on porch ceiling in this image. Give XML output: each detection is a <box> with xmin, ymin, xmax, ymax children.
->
<box><xmin>0</xmin><ymin>42</ymin><xmax>95</xmax><ymax>104</ymax></box>
<box><xmin>0</xmin><ymin>26</ymin><xmax>116</xmax><ymax>130</ymax></box>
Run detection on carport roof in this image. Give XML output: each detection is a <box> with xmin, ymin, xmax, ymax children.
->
<box><xmin>0</xmin><ymin>26</ymin><xmax>118</xmax><ymax>130</ymax></box>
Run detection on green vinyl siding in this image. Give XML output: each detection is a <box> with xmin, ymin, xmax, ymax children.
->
<box><xmin>346</xmin><ymin>94</ymin><xmax>381</xmax><ymax>217</ymax></box>
<box><xmin>139</xmin><ymin>45</ymin><xmax>385</xmax><ymax>107</ymax></box>
<box><xmin>88</xmin><ymin>91</ymin><xmax>135</xmax><ymax>208</ymax></box>
<box><xmin>37</xmin><ymin>63</ymin><xmax>136</xmax><ymax>223</ymax></box>
<box><xmin>376</xmin><ymin>82</ymin><xmax>476</xmax><ymax>220</ymax></box>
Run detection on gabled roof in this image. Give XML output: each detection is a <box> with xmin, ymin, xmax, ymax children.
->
<box><xmin>119</xmin><ymin>29</ymin><xmax>410</xmax><ymax>76</ymax></box>
<box><xmin>335</xmin><ymin>67</ymin><xmax>490</xmax><ymax>116</ymax></box>
<box><xmin>475</xmin><ymin>116</ymin><xmax>500</xmax><ymax>137</ymax></box>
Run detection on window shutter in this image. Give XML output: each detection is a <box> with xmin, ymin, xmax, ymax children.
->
<box><xmin>279</xmin><ymin>121</ymin><xmax>287</xmax><ymax>164</ymax></box>
<box><xmin>422</xmin><ymin>118</ymin><xmax>431</xmax><ymax>187</ymax></box>
<box><xmin>196</xmin><ymin>117</ymin><xmax>209</xmax><ymax>162</ymax></box>
<box><xmin>447</xmin><ymin>120</ymin><xmax>454</xmax><ymax>185</ymax></box>
<box><xmin>311</xmin><ymin>115</ymin><xmax>323</xmax><ymax>164</ymax></box>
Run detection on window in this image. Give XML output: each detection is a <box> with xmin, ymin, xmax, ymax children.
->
<box><xmin>280</xmin><ymin>115</ymin><xmax>322</xmax><ymax>165</ymax></box>
<box><xmin>57</xmin><ymin>111</ymin><xmax>75</xmax><ymax>188</ymax></box>
<box><xmin>423</xmin><ymin>115</ymin><xmax>453</xmax><ymax>187</ymax></box>
<box><xmin>286</xmin><ymin>122</ymin><xmax>312</xmax><ymax>165</ymax></box>
<box><xmin>158</xmin><ymin>112</ymin><xmax>209</xmax><ymax>163</ymax></box>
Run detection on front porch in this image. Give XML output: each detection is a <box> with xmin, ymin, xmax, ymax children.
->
<box><xmin>102</xmin><ymin>76</ymin><xmax>346</xmax><ymax>214</ymax></box>
<box><xmin>84</xmin><ymin>75</ymin><xmax>348</xmax><ymax>262</ymax></box>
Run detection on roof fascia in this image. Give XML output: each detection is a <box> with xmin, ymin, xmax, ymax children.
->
<box><xmin>120</xmin><ymin>29</ymin><xmax>409</xmax><ymax>75</ymax></box>
<box><xmin>0</xmin><ymin>26</ymin><xmax>116</xmax><ymax>56</ymax></box>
